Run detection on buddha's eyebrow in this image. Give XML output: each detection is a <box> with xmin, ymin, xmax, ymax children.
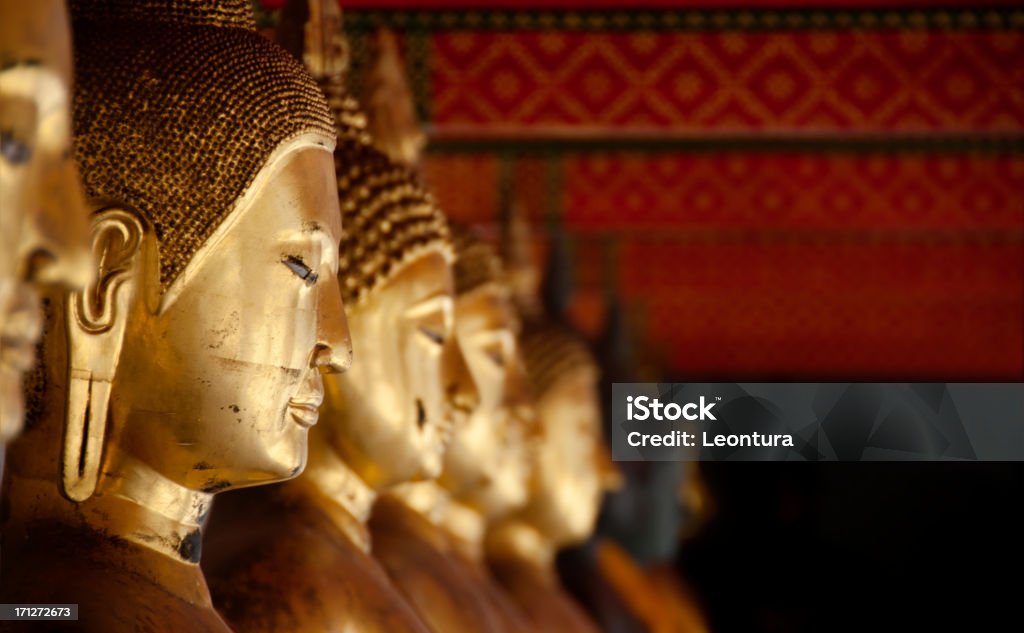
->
<box><xmin>0</xmin><ymin>64</ymin><xmax>67</xmax><ymax>113</ymax></box>
<box><xmin>285</xmin><ymin>227</ymin><xmax>337</xmax><ymax>267</ymax></box>
<box><xmin>404</xmin><ymin>293</ymin><xmax>454</xmax><ymax>320</ymax></box>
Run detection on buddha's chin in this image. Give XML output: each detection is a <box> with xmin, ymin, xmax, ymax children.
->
<box><xmin>408</xmin><ymin>457</ymin><xmax>441</xmax><ymax>484</ymax></box>
<box><xmin>262</xmin><ymin>423</ymin><xmax>309</xmax><ymax>481</ymax></box>
<box><xmin>0</xmin><ymin>366</ymin><xmax>25</xmax><ymax>443</ymax></box>
<box><xmin>484</xmin><ymin>479</ymin><xmax>528</xmax><ymax>521</ymax></box>
<box><xmin>416</xmin><ymin>442</ymin><xmax>446</xmax><ymax>482</ymax></box>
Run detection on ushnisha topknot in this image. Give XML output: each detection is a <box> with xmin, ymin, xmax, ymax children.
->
<box><xmin>68</xmin><ymin>0</ymin><xmax>335</xmax><ymax>291</ymax></box>
<box><xmin>334</xmin><ymin>138</ymin><xmax>451</xmax><ymax>306</ymax></box>
<box><xmin>450</xmin><ymin>225</ymin><xmax>507</xmax><ymax>298</ymax></box>
<box><xmin>520</xmin><ymin>319</ymin><xmax>598</xmax><ymax>400</ymax></box>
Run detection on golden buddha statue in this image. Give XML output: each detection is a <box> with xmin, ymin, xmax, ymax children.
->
<box><xmin>1</xmin><ymin>1</ymin><xmax>351</xmax><ymax>630</ymax></box>
<box><xmin>486</xmin><ymin>319</ymin><xmax>615</xmax><ymax>633</ymax></box>
<box><xmin>203</xmin><ymin>102</ymin><xmax>467</xmax><ymax>633</ymax></box>
<box><xmin>205</xmin><ymin>5</ymin><xmax>457</xmax><ymax>628</ymax></box>
<box><xmin>368</xmin><ymin>229</ymin><xmax>534</xmax><ymax>633</ymax></box>
<box><xmin>0</xmin><ymin>0</ymin><xmax>90</xmax><ymax>446</ymax></box>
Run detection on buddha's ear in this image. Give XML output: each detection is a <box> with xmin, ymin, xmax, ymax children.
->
<box><xmin>62</xmin><ymin>208</ymin><xmax>148</xmax><ymax>502</ymax></box>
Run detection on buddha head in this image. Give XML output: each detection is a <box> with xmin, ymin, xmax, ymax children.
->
<box><xmin>438</xmin><ymin>229</ymin><xmax>533</xmax><ymax>520</ymax></box>
<box><xmin>0</xmin><ymin>0</ymin><xmax>90</xmax><ymax>442</ymax></box>
<box><xmin>12</xmin><ymin>0</ymin><xmax>351</xmax><ymax>502</ymax></box>
<box><xmin>516</xmin><ymin>321</ymin><xmax>607</xmax><ymax>546</ymax></box>
<box><xmin>317</xmin><ymin>140</ymin><xmax>476</xmax><ymax>490</ymax></box>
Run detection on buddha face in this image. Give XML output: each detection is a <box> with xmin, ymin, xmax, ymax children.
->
<box><xmin>88</xmin><ymin>144</ymin><xmax>350</xmax><ymax>492</ymax></box>
<box><xmin>522</xmin><ymin>369</ymin><xmax>604</xmax><ymax>546</ymax></box>
<box><xmin>0</xmin><ymin>0</ymin><xmax>90</xmax><ymax>442</ymax></box>
<box><xmin>323</xmin><ymin>251</ymin><xmax>457</xmax><ymax>489</ymax></box>
<box><xmin>440</xmin><ymin>285</ymin><xmax>531</xmax><ymax>520</ymax></box>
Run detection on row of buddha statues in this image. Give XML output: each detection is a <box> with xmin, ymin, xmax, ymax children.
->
<box><xmin>0</xmin><ymin>1</ymin><xmax>704</xmax><ymax>631</ymax></box>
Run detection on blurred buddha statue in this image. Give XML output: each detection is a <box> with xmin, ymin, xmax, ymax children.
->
<box><xmin>0</xmin><ymin>0</ymin><xmax>90</xmax><ymax>448</ymax></box>
<box><xmin>557</xmin><ymin>288</ymin><xmax>708</xmax><ymax>633</ymax></box>
<box><xmin>486</xmin><ymin>319</ymin><xmax>617</xmax><ymax>633</ymax></box>
<box><xmin>437</xmin><ymin>231</ymin><xmax>536</xmax><ymax>632</ymax></box>
<box><xmin>0</xmin><ymin>1</ymin><xmax>351</xmax><ymax>630</ymax></box>
<box><xmin>369</xmin><ymin>229</ymin><xmax>534</xmax><ymax>633</ymax></box>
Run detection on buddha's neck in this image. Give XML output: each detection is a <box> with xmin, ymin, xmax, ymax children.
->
<box><xmin>298</xmin><ymin>438</ymin><xmax>376</xmax><ymax>552</ymax></box>
<box><xmin>388</xmin><ymin>479</ymin><xmax>450</xmax><ymax>526</ymax></box>
<box><xmin>89</xmin><ymin>453</ymin><xmax>212</xmax><ymax>564</ymax></box>
<box><xmin>488</xmin><ymin>519</ymin><xmax>556</xmax><ymax>571</ymax></box>
<box><xmin>438</xmin><ymin>498</ymin><xmax>487</xmax><ymax>562</ymax></box>
<box><xmin>5</xmin><ymin>452</ymin><xmax>214</xmax><ymax>606</ymax></box>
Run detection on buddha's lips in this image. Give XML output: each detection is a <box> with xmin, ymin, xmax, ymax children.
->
<box><xmin>287</xmin><ymin>401</ymin><xmax>320</xmax><ymax>428</ymax></box>
<box><xmin>441</xmin><ymin>409</ymin><xmax>462</xmax><ymax>441</ymax></box>
<box><xmin>288</xmin><ymin>373</ymin><xmax>324</xmax><ymax>428</ymax></box>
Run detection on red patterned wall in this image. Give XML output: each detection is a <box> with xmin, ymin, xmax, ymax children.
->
<box><xmin>618</xmin><ymin>239</ymin><xmax>1022</xmax><ymax>378</ymax></box>
<box><xmin>431</xmin><ymin>29</ymin><xmax>1024</xmax><ymax>134</ymax></box>
<box><xmin>562</xmin><ymin>154</ymin><xmax>1024</xmax><ymax>231</ymax></box>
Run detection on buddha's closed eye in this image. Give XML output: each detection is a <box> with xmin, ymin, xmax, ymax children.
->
<box><xmin>282</xmin><ymin>255</ymin><xmax>318</xmax><ymax>286</ymax></box>
<box><xmin>418</xmin><ymin>326</ymin><xmax>445</xmax><ymax>346</ymax></box>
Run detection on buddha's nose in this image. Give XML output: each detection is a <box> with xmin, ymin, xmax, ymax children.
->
<box><xmin>443</xmin><ymin>337</ymin><xmax>480</xmax><ymax>417</ymax></box>
<box><xmin>314</xmin><ymin>273</ymin><xmax>352</xmax><ymax>374</ymax></box>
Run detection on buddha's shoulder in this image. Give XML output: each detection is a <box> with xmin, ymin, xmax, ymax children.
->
<box><xmin>213</xmin><ymin>551</ymin><xmax>431</xmax><ymax>633</ymax></box>
<box><xmin>1</xmin><ymin>545</ymin><xmax>230</xmax><ymax>633</ymax></box>
<box><xmin>206</xmin><ymin>510</ymin><xmax>430</xmax><ymax>633</ymax></box>
<box><xmin>206</xmin><ymin>498</ymin><xmax>377</xmax><ymax>583</ymax></box>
